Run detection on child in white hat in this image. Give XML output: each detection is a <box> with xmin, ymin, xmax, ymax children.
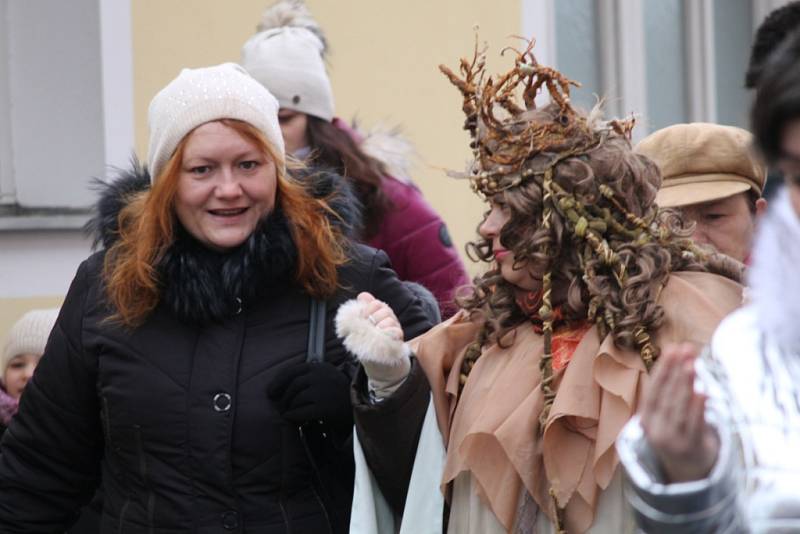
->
<box><xmin>1</xmin><ymin>308</ymin><xmax>59</xmax><ymax>431</ymax></box>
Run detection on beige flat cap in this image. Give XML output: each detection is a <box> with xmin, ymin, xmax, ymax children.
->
<box><xmin>636</xmin><ymin>123</ymin><xmax>766</xmax><ymax>208</ymax></box>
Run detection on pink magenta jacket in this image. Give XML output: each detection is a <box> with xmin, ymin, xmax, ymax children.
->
<box><xmin>334</xmin><ymin>119</ymin><xmax>470</xmax><ymax>318</ymax></box>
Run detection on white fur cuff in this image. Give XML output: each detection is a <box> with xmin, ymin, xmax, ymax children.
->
<box><xmin>335</xmin><ymin>299</ymin><xmax>411</xmax><ymax>366</ymax></box>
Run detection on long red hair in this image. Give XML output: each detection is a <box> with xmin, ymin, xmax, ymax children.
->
<box><xmin>104</xmin><ymin>119</ymin><xmax>346</xmax><ymax>326</ymax></box>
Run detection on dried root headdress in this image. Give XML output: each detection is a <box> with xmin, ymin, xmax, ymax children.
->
<box><xmin>440</xmin><ymin>38</ymin><xmax>634</xmax><ymax>196</ymax></box>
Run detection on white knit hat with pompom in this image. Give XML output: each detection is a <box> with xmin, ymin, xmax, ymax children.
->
<box><xmin>241</xmin><ymin>0</ymin><xmax>335</xmax><ymax>121</ymax></box>
<box><xmin>3</xmin><ymin>308</ymin><xmax>60</xmax><ymax>371</ymax></box>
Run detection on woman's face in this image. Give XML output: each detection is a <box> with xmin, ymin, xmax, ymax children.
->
<box><xmin>175</xmin><ymin>121</ymin><xmax>277</xmax><ymax>252</ymax></box>
<box><xmin>478</xmin><ymin>196</ymin><xmax>541</xmax><ymax>291</ymax></box>
<box><xmin>277</xmin><ymin>109</ymin><xmax>310</xmax><ymax>155</ymax></box>
<box><xmin>4</xmin><ymin>353</ymin><xmax>39</xmax><ymax>399</ymax></box>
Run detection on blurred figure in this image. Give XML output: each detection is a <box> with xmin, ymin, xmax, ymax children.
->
<box><xmin>617</xmin><ymin>29</ymin><xmax>800</xmax><ymax>533</ymax></box>
<box><xmin>241</xmin><ymin>0</ymin><xmax>469</xmax><ymax>317</ymax></box>
<box><xmin>0</xmin><ymin>63</ymin><xmax>433</xmax><ymax>532</ymax></box>
<box><xmin>746</xmin><ymin>0</ymin><xmax>800</xmax><ymax>199</ymax></box>
<box><xmin>402</xmin><ymin>281</ymin><xmax>442</xmax><ymax>325</ymax></box>
<box><xmin>0</xmin><ymin>308</ymin><xmax>58</xmax><ymax>436</ymax></box>
<box><xmin>746</xmin><ymin>0</ymin><xmax>800</xmax><ymax>89</ymax></box>
<box><xmin>636</xmin><ymin>123</ymin><xmax>767</xmax><ymax>263</ymax></box>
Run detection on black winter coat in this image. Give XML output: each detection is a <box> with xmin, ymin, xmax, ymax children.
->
<box><xmin>0</xmin><ymin>166</ymin><xmax>434</xmax><ymax>533</ymax></box>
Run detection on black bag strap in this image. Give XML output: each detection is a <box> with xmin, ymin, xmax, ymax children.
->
<box><xmin>306</xmin><ymin>298</ymin><xmax>326</xmax><ymax>363</ymax></box>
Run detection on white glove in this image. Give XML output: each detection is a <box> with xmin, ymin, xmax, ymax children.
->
<box><xmin>335</xmin><ymin>292</ymin><xmax>411</xmax><ymax>399</ymax></box>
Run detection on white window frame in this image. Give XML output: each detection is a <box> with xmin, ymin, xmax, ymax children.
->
<box><xmin>0</xmin><ymin>1</ymin><xmax>15</xmax><ymax>205</ymax></box>
<box><xmin>596</xmin><ymin>0</ymin><xmax>648</xmax><ymax>140</ymax></box>
<box><xmin>684</xmin><ymin>0</ymin><xmax>717</xmax><ymax>123</ymax></box>
<box><xmin>0</xmin><ymin>0</ymin><xmax>133</xmax><ymax>227</ymax></box>
<box><xmin>99</xmin><ymin>0</ymin><xmax>135</xmax><ymax>174</ymax></box>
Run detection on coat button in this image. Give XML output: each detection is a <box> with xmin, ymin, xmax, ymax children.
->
<box><xmin>213</xmin><ymin>392</ymin><xmax>232</xmax><ymax>412</ymax></box>
<box><xmin>234</xmin><ymin>297</ymin><xmax>243</xmax><ymax>315</ymax></box>
<box><xmin>221</xmin><ymin>510</ymin><xmax>239</xmax><ymax>529</ymax></box>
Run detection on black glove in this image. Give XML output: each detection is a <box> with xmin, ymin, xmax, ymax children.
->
<box><xmin>267</xmin><ymin>362</ymin><xmax>353</xmax><ymax>433</ymax></box>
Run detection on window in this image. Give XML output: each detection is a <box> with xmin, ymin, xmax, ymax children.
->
<box><xmin>644</xmin><ymin>0</ymin><xmax>689</xmax><ymax>131</ymax></box>
<box><xmin>713</xmin><ymin>0</ymin><xmax>754</xmax><ymax>127</ymax></box>
<box><xmin>524</xmin><ymin>0</ymin><xmax>788</xmax><ymax>137</ymax></box>
<box><xmin>0</xmin><ymin>0</ymin><xmax>133</xmax><ymax>217</ymax></box>
<box><xmin>555</xmin><ymin>0</ymin><xmax>602</xmax><ymax>112</ymax></box>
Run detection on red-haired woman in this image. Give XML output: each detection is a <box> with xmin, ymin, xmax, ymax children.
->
<box><xmin>0</xmin><ymin>63</ymin><xmax>433</xmax><ymax>533</ymax></box>
<box><xmin>240</xmin><ymin>0</ymin><xmax>469</xmax><ymax>318</ymax></box>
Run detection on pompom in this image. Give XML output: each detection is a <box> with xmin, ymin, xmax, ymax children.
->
<box><xmin>257</xmin><ymin>0</ymin><xmax>328</xmax><ymax>54</ymax></box>
<box><xmin>359</xmin><ymin>122</ymin><xmax>417</xmax><ymax>184</ymax></box>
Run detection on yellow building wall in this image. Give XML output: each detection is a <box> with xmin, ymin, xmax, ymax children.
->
<box><xmin>131</xmin><ymin>0</ymin><xmax>522</xmax><ymax>277</ymax></box>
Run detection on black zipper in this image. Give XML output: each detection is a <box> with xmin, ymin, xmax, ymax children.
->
<box><xmin>134</xmin><ymin>425</ymin><xmax>155</xmax><ymax>533</ymax></box>
<box><xmin>279</xmin><ymin>423</ymin><xmax>294</xmax><ymax>534</ymax></box>
<box><xmin>117</xmin><ymin>499</ymin><xmax>130</xmax><ymax>534</ymax></box>
<box><xmin>279</xmin><ymin>499</ymin><xmax>293</xmax><ymax>534</ymax></box>
<box><xmin>101</xmin><ymin>396</ymin><xmax>113</xmax><ymax>446</ymax></box>
<box><xmin>104</xmin><ymin>396</ymin><xmax>129</xmax><ymax>534</ymax></box>
<box><xmin>309</xmin><ymin>483</ymin><xmax>334</xmax><ymax>534</ymax></box>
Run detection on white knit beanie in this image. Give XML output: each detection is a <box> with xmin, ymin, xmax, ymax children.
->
<box><xmin>2</xmin><ymin>308</ymin><xmax>60</xmax><ymax>371</ymax></box>
<box><xmin>147</xmin><ymin>62</ymin><xmax>285</xmax><ymax>183</ymax></box>
<box><xmin>241</xmin><ymin>0</ymin><xmax>335</xmax><ymax>121</ymax></box>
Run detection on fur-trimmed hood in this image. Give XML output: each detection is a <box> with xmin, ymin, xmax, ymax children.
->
<box><xmin>84</xmin><ymin>158</ymin><xmax>362</xmax><ymax>323</ymax></box>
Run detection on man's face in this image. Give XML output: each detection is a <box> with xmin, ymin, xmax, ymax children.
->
<box><xmin>679</xmin><ymin>192</ymin><xmax>765</xmax><ymax>262</ymax></box>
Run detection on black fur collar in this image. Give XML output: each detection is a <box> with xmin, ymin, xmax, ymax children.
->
<box><xmin>85</xmin><ymin>157</ymin><xmax>361</xmax><ymax>324</ymax></box>
<box><xmin>159</xmin><ymin>207</ymin><xmax>297</xmax><ymax>323</ymax></box>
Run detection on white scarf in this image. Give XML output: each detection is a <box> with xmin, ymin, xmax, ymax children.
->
<box><xmin>748</xmin><ymin>186</ymin><xmax>800</xmax><ymax>353</ymax></box>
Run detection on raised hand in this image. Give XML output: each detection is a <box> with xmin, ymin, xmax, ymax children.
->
<box><xmin>640</xmin><ymin>343</ymin><xmax>720</xmax><ymax>483</ymax></box>
<box><xmin>335</xmin><ymin>292</ymin><xmax>410</xmax><ymax>398</ymax></box>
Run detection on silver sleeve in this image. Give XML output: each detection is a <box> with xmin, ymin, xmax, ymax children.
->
<box><xmin>616</xmin><ymin>413</ymin><xmax>747</xmax><ymax>533</ymax></box>
<box><xmin>617</xmin><ymin>343</ymin><xmax>751</xmax><ymax>533</ymax></box>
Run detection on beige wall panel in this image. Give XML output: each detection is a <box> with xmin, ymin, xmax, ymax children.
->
<box><xmin>132</xmin><ymin>1</ymin><xmax>521</xmax><ymax>275</ymax></box>
<box><xmin>0</xmin><ymin>297</ymin><xmax>64</xmax><ymax>345</ymax></box>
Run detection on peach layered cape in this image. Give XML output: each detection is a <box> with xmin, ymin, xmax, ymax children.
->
<box><xmin>409</xmin><ymin>272</ymin><xmax>742</xmax><ymax>533</ymax></box>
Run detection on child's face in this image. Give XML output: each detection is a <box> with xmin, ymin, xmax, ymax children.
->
<box><xmin>4</xmin><ymin>353</ymin><xmax>40</xmax><ymax>399</ymax></box>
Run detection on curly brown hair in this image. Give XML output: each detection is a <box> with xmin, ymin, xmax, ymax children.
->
<box><xmin>457</xmin><ymin>104</ymin><xmax>743</xmax><ymax>422</ymax></box>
